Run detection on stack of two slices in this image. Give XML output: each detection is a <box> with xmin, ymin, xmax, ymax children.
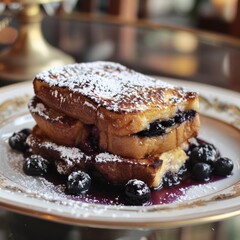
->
<box><xmin>27</xmin><ymin>61</ymin><xmax>200</xmax><ymax>188</ymax></box>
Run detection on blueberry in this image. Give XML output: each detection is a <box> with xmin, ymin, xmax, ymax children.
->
<box><xmin>19</xmin><ymin>128</ymin><xmax>32</xmax><ymax>136</ymax></box>
<box><xmin>185</xmin><ymin>110</ymin><xmax>196</xmax><ymax>121</ymax></box>
<box><xmin>125</xmin><ymin>179</ymin><xmax>151</xmax><ymax>205</ymax></box>
<box><xmin>162</xmin><ymin>164</ymin><xmax>187</xmax><ymax>188</ymax></box>
<box><xmin>161</xmin><ymin>118</ymin><xmax>175</xmax><ymax>128</ymax></box>
<box><xmin>191</xmin><ymin>162</ymin><xmax>212</xmax><ymax>181</ymax></box>
<box><xmin>179</xmin><ymin>163</ymin><xmax>187</xmax><ymax>175</ymax></box>
<box><xmin>23</xmin><ymin>155</ymin><xmax>48</xmax><ymax>176</ymax></box>
<box><xmin>175</xmin><ymin>111</ymin><xmax>186</xmax><ymax>124</ymax></box>
<box><xmin>213</xmin><ymin>157</ymin><xmax>233</xmax><ymax>177</ymax></box>
<box><xmin>162</xmin><ymin>172</ymin><xmax>180</xmax><ymax>188</ymax></box>
<box><xmin>175</xmin><ymin>110</ymin><xmax>196</xmax><ymax>124</ymax></box>
<box><xmin>150</xmin><ymin>121</ymin><xmax>166</xmax><ymax>135</ymax></box>
<box><xmin>137</xmin><ymin>121</ymin><xmax>165</xmax><ymax>137</ymax></box>
<box><xmin>186</xmin><ymin>143</ymin><xmax>198</xmax><ymax>157</ymax></box>
<box><xmin>67</xmin><ymin>171</ymin><xmax>91</xmax><ymax>195</ymax></box>
<box><xmin>9</xmin><ymin>132</ymin><xmax>29</xmax><ymax>152</ymax></box>
<box><xmin>189</xmin><ymin>144</ymin><xmax>218</xmax><ymax>166</ymax></box>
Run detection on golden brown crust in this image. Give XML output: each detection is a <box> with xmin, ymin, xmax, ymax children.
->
<box><xmin>33</xmin><ymin>81</ymin><xmax>98</xmax><ymax>124</ymax></box>
<box><xmin>28</xmin><ymin>96</ymin><xmax>90</xmax><ymax>147</ymax></box>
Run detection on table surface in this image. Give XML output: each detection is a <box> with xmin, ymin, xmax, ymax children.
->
<box><xmin>0</xmin><ymin>14</ymin><xmax>240</xmax><ymax>240</ymax></box>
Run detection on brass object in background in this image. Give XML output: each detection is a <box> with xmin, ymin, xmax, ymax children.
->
<box><xmin>0</xmin><ymin>1</ymin><xmax>75</xmax><ymax>82</ymax></box>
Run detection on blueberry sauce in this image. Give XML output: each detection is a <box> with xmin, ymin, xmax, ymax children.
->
<box><xmin>137</xmin><ymin>110</ymin><xmax>196</xmax><ymax>137</ymax></box>
<box><xmin>43</xmin><ymin>167</ymin><xmax>224</xmax><ymax>206</ymax></box>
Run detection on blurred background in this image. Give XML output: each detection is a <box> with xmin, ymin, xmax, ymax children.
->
<box><xmin>0</xmin><ymin>0</ymin><xmax>240</xmax><ymax>90</ymax></box>
<box><xmin>1</xmin><ymin>0</ymin><xmax>240</xmax><ymax>43</ymax></box>
<box><xmin>74</xmin><ymin>0</ymin><xmax>240</xmax><ymax>37</ymax></box>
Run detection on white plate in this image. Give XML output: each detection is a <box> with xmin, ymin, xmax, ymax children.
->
<box><xmin>0</xmin><ymin>80</ymin><xmax>239</xmax><ymax>229</ymax></box>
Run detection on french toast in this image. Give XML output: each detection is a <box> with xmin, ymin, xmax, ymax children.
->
<box><xmin>29</xmin><ymin>96</ymin><xmax>200</xmax><ymax>158</ymax></box>
<box><xmin>27</xmin><ymin>126</ymin><xmax>188</xmax><ymax>188</ymax></box>
<box><xmin>33</xmin><ymin>61</ymin><xmax>199</xmax><ymax>136</ymax></box>
<box><xmin>27</xmin><ymin>61</ymin><xmax>200</xmax><ymax>188</ymax></box>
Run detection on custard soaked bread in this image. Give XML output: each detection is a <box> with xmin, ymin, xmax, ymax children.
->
<box><xmin>32</xmin><ymin>61</ymin><xmax>200</xmax><ymax>158</ymax></box>
<box><xmin>27</xmin><ymin>126</ymin><xmax>188</xmax><ymax>188</ymax></box>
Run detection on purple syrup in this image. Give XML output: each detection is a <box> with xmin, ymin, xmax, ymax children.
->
<box><xmin>150</xmin><ymin>175</ymin><xmax>223</xmax><ymax>205</ymax></box>
<box><xmin>44</xmin><ymin>169</ymin><xmax>125</xmax><ymax>205</ymax></box>
<box><xmin>43</xmin><ymin>166</ymin><xmax>224</xmax><ymax>206</ymax></box>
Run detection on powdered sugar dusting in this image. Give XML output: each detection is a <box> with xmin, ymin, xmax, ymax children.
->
<box><xmin>28</xmin><ymin>98</ymin><xmax>48</xmax><ymax>119</ymax></box>
<box><xmin>28</xmin><ymin>97</ymin><xmax>63</xmax><ymax>121</ymax></box>
<box><xmin>35</xmin><ymin>61</ymin><xmax>196</xmax><ymax>113</ymax></box>
<box><xmin>83</xmin><ymin>100</ymin><xmax>96</xmax><ymax>110</ymax></box>
<box><xmin>44</xmin><ymin>142</ymin><xmax>85</xmax><ymax>165</ymax></box>
<box><xmin>95</xmin><ymin>152</ymin><xmax>123</xmax><ymax>163</ymax></box>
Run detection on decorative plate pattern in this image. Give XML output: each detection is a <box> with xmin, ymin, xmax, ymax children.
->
<box><xmin>0</xmin><ymin>80</ymin><xmax>239</xmax><ymax>229</ymax></box>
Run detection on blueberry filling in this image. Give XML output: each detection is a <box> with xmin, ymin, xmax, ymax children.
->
<box><xmin>137</xmin><ymin>110</ymin><xmax>196</xmax><ymax>137</ymax></box>
<box><xmin>82</xmin><ymin>126</ymin><xmax>99</xmax><ymax>154</ymax></box>
<box><xmin>175</xmin><ymin>110</ymin><xmax>196</xmax><ymax>124</ymax></box>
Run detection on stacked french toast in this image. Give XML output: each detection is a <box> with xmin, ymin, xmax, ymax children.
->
<box><xmin>27</xmin><ymin>61</ymin><xmax>200</xmax><ymax>189</ymax></box>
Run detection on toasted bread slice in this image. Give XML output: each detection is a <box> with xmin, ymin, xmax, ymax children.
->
<box><xmin>99</xmin><ymin>113</ymin><xmax>200</xmax><ymax>158</ymax></box>
<box><xmin>27</xmin><ymin>126</ymin><xmax>188</xmax><ymax>188</ymax></box>
<box><xmin>33</xmin><ymin>61</ymin><xmax>199</xmax><ymax>136</ymax></box>
<box><xmin>28</xmin><ymin>96</ymin><xmax>89</xmax><ymax>147</ymax></box>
